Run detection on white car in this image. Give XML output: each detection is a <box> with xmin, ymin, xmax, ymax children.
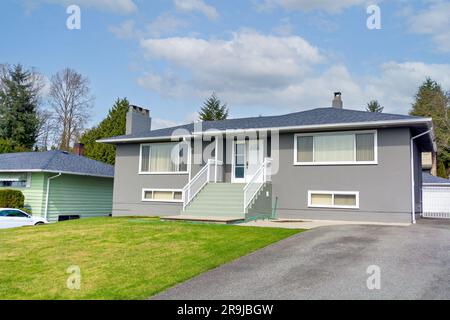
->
<box><xmin>0</xmin><ymin>208</ymin><xmax>48</xmax><ymax>229</ymax></box>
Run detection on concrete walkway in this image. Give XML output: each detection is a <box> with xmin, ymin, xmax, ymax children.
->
<box><xmin>238</xmin><ymin>219</ymin><xmax>411</xmax><ymax>229</ymax></box>
<box><xmin>153</xmin><ymin>219</ymin><xmax>450</xmax><ymax>300</ymax></box>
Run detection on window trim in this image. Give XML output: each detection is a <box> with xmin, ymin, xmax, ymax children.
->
<box><xmin>141</xmin><ymin>188</ymin><xmax>184</xmax><ymax>203</ymax></box>
<box><xmin>139</xmin><ymin>142</ymin><xmax>190</xmax><ymax>175</ymax></box>
<box><xmin>293</xmin><ymin>130</ymin><xmax>378</xmax><ymax>166</ymax></box>
<box><xmin>308</xmin><ymin>190</ymin><xmax>360</xmax><ymax>209</ymax></box>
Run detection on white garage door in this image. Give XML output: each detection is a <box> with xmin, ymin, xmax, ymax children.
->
<box><xmin>422</xmin><ymin>186</ymin><xmax>450</xmax><ymax>219</ymax></box>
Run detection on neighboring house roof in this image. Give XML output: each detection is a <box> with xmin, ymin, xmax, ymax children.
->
<box><xmin>423</xmin><ymin>171</ymin><xmax>450</xmax><ymax>186</ymax></box>
<box><xmin>0</xmin><ymin>151</ymin><xmax>114</xmax><ymax>178</ymax></box>
<box><xmin>98</xmin><ymin>107</ymin><xmax>433</xmax><ymax>145</ymax></box>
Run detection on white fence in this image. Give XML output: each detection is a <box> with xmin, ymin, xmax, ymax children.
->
<box><xmin>422</xmin><ymin>186</ymin><xmax>450</xmax><ymax>219</ymax></box>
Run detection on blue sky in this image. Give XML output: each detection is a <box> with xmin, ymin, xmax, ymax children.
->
<box><xmin>1</xmin><ymin>0</ymin><xmax>450</xmax><ymax>129</ymax></box>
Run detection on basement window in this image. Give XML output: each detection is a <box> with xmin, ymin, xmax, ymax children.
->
<box><xmin>142</xmin><ymin>189</ymin><xmax>184</xmax><ymax>203</ymax></box>
<box><xmin>308</xmin><ymin>191</ymin><xmax>359</xmax><ymax>209</ymax></box>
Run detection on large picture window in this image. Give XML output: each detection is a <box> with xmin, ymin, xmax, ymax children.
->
<box><xmin>295</xmin><ymin>131</ymin><xmax>377</xmax><ymax>165</ymax></box>
<box><xmin>140</xmin><ymin>142</ymin><xmax>189</xmax><ymax>174</ymax></box>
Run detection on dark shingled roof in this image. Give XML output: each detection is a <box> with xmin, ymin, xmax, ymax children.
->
<box><xmin>100</xmin><ymin>107</ymin><xmax>428</xmax><ymax>142</ymax></box>
<box><xmin>423</xmin><ymin>172</ymin><xmax>450</xmax><ymax>185</ymax></box>
<box><xmin>0</xmin><ymin>151</ymin><xmax>114</xmax><ymax>178</ymax></box>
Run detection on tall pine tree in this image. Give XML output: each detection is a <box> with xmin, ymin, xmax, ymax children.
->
<box><xmin>410</xmin><ymin>78</ymin><xmax>450</xmax><ymax>178</ymax></box>
<box><xmin>79</xmin><ymin>98</ymin><xmax>129</xmax><ymax>165</ymax></box>
<box><xmin>199</xmin><ymin>93</ymin><xmax>229</xmax><ymax>121</ymax></box>
<box><xmin>366</xmin><ymin>100</ymin><xmax>384</xmax><ymax>113</ymax></box>
<box><xmin>0</xmin><ymin>64</ymin><xmax>41</xmax><ymax>150</ymax></box>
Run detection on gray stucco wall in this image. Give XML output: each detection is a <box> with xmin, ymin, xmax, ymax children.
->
<box><xmin>271</xmin><ymin>128</ymin><xmax>415</xmax><ymax>223</ymax></box>
<box><xmin>113</xmin><ymin>143</ymin><xmax>187</xmax><ymax>216</ymax></box>
<box><xmin>112</xmin><ymin>127</ymin><xmax>423</xmax><ymax>223</ymax></box>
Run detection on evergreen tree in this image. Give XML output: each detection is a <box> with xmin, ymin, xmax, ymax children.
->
<box><xmin>0</xmin><ymin>64</ymin><xmax>41</xmax><ymax>150</ymax></box>
<box><xmin>79</xmin><ymin>98</ymin><xmax>129</xmax><ymax>165</ymax></box>
<box><xmin>366</xmin><ymin>100</ymin><xmax>384</xmax><ymax>113</ymax></box>
<box><xmin>410</xmin><ymin>78</ymin><xmax>450</xmax><ymax>177</ymax></box>
<box><xmin>437</xmin><ymin>160</ymin><xmax>448</xmax><ymax>179</ymax></box>
<box><xmin>199</xmin><ymin>93</ymin><xmax>229</xmax><ymax>121</ymax></box>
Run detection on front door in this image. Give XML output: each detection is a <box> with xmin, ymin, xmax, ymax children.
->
<box><xmin>233</xmin><ymin>141</ymin><xmax>246</xmax><ymax>183</ymax></box>
<box><xmin>232</xmin><ymin>140</ymin><xmax>264</xmax><ymax>183</ymax></box>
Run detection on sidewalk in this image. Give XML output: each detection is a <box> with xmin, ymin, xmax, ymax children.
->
<box><xmin>238</xmin><ymin>219</ymin><xmax>411</xmax><ymax>229</ymax></box>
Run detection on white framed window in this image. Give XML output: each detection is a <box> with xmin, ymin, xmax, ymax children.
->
<box><xmin>0</xmin><ymin>173</ymin><xmax>31</xmax><ymax>188</ymax></box>
<box><xmin>142</xmin><ymin>189</ymin><xmax>184</xmax><ymax>203</ymax></box>
<box><xmin>139</xmin><ymin>142</ymin><xmax>189</xmax><ymax>174</ymax></box>
<box><xmin>308</xmin><ymin>191</ymin><xmax>359</xmax><ymax>209</ymax></box>
<box><xmin>294</xmin><ymin>130</ymin><xmax>377</xmax><ymax>165</ymax></box>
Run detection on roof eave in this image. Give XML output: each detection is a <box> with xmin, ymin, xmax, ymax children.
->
<box><xmin>98</xmin><ymin>118</ymin><xmax>434</xmax><ymax>144</ymax></box>
<box><xmin>0</xmin><ymin>169</ymin><xmax>114</xmax><ymax>179</ymax></box>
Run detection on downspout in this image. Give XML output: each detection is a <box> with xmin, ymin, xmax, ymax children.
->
<box><xmin>44</xmin><ymin>173</ymin><xmax>62</xmax><ymax>220</ymax></box>
<box><xmin>410</xmin><ymin>129</ymin><xmax>432</xmax><ymax>224</ymax></box>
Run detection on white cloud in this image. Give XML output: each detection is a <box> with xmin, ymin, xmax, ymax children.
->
<box><xmin>138</xmin><ymin>34</ymin><xmax>450</xmax><ymax>114</ymax></box>
<box><xmin>146</xmin><ymin>13</ymin><xmax>189</xmax><ymax>37</ymax></box>
<box><xmin>109</xmin><ymin>20</ymin><xmax>142</xmax><ymax>39</ymax></box>
<box><xmin>257</xmin><ymin>0</ymin><xmax>365</xmax><ymax>14</ymax></box>
<box><xmin>22</xmin><ymin>0</ymin><xmax>137</xmax><ymax>13</ymax></box>
<box><xmin>140</xmin><ymin>29</ymin><xmax>325</xmax><ymax>93</ymax></box>
<box><xmin>406</xmin><ymin>1</ymin><xmax>450</xmax><ymax>52</ymax></box>
<box><xmin>110</xmin><ymin>14</ymin><xmax>188</xmax><ymax>40</ymax></box>
<box><xmin>364</xmin><ymin>61</ymin><xmax>450</xmax><ymax>113</ymax></box>
<box><xmin>174</xmin><ymin>0</ymin><xmax>219</xmax><ymax>20</ymax></box>
<box><xmin>152</xmin><ymin>118</ymin><xmax>179</xmax><ymax>130</ymax></box>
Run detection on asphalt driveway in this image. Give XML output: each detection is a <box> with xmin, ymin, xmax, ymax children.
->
<box><xmin>154</xmin><ymin>219</ymin><xmax>450</xmax><ymax>300</ymax></box>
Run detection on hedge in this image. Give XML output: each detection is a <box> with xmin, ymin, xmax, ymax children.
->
<box><xmin>0</xmin><ymin>189</ymin><xmax>25</xmax><ymax>209</ymax></box>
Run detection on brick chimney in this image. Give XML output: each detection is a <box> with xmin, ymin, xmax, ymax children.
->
<box><xmin>74</xmin><ymin>143</ymin><xmax>84</xmax><ymax>156</ymax></box>
<box><xmin>126</xmin><ymin>105</ymin><xmax>152</xmax><ymax>135</ymax></box>
<box><xmin>332</xmin><ymin>92</ymin><xmax>343</xmax><ymax>109</ymax></box>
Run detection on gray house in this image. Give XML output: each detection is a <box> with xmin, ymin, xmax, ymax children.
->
<box><xmin>99</xmin><ymin>94</ymin><xmax>435</xmax><ymax>224</ymax></box>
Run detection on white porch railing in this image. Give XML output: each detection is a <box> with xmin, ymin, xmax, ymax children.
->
<box><xmin>243</xmin><ymin>158</ymin><xmax>272</xmax><ymax>213</ymax></box>
<box><xmin>183</xmin><ymin>159</ymin><xmax>222</xmax><ymax>211</ymax></box>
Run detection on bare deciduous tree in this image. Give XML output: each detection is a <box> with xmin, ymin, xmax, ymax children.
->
<box><xmin>48</xmin><ymin>68</ymin><xmax>93</xmax><ymax>151</ymax></box>
<box><xmin>35</xmin><ymin>108</ymin><xmax>55</xmax><ymax>150</ymax></box>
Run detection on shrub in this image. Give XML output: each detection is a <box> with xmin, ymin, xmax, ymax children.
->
<box><xmin>0</xmin><ymin>189</ymin><xmax>25</xmax><ymax>209</ymax></box>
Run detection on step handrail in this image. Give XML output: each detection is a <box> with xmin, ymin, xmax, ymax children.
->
<box><xmin>183</xmin><ymin>159</ymin><xmax>221</xmax><ymax>211</ymax></box>
<box><xmin>243</xmin><ymin>158</ymin><xmax>272</xmax><ymax>213</ymax></box>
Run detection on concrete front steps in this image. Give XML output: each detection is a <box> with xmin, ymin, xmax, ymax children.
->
<box><xmin>162</xmin><ymin>183</ymin><xmax>247</xmax><ymax>224</ymax></box>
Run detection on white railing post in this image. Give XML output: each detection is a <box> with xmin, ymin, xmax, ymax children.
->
<box><xmin>215</xmin><ymin>161</ymin><xmax>218</xmax><ymax>183</ymax></box>
<box><xmin>207</xmin><ymin>160</ymin><xmax>211</xmax><ymax>182</ymax></box>
<box><xmin>183</xmin><ymin>159</ymin><xmax>222</xmax><ymax>211</ymax></box>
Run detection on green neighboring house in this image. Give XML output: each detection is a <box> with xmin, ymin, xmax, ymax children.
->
<box><xmin>0</xmin><ymin>150</ymin><xmax>114</xmax><ymax>222</ymax></box>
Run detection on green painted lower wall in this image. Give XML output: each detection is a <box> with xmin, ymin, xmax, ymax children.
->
<box><xmin>46</xmin><ymin>174</ymin><xmax>113</xmax><ymax>222</ymax></box>
<box><xmin>1</xmin><ymin>173</ymin><xmax>47</xmax><ymax>217</ymax></box>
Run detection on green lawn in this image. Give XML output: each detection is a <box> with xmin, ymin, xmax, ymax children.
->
<box><xmin>0</xmin><ymin>217</ymin><xmax>301</xmax><ymax>300</ymax></box>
